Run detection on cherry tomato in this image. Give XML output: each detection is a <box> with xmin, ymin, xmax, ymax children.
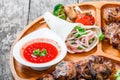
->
<box><xmin>75</xmin><ymin>13</ymin><xmax>95</xmax><ymax>25</ymax></box>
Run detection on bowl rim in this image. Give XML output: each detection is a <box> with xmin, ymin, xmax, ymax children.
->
<box><xmin>13</xmin><ymin>28</ymin><xmax>67</xmax><ymax>67</ymax></box>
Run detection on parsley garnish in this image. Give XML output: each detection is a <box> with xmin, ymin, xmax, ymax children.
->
<box><xmin>74</xmin><ymin>26</ymin><xmax>85</xmax><ymax>32</ymax></box>
<box><xmin>99</xmin><ymin>33</ymin><xmax>104</xmax><ymax>41</ymax></box>
<box><xmin>74</xmin><ymin>26</ymin><xmax>87</xmax><ymax>38</ymax></box>
<box><xmin>33</xmin><ymin>49</ymin><xmax>47</xmax><ymax>57</ymax></box>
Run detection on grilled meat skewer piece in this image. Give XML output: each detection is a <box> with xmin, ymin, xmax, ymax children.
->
<box><xmin>76</xmin><ymin>56</ymin><xmax>115</xmax><ymax>80</ymax></box>
<box><xmin>102</xmin><ymin>22</ymin><xmax>120</xmax><ymax>49</ymax></box>
<box><xmin>53</xmin><ymin>61</ymin><xmax>76</xmax><ymax>80</ymax></box>
<box><xmin>103</xmin><ymin>7</ymin><xmax>120</xmax><ymax>24</ymax></box>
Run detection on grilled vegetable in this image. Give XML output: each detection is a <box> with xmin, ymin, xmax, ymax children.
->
<box><xmin>53</xmin><ymin>4</ymin><xmax>67</xmax><ymax>20</ymax></box>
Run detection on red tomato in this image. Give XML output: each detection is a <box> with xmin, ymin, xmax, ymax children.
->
<box><xmin>75</xmin><ymin>13</ymin><xmax>95</xmax><ymax>25</ymax></box>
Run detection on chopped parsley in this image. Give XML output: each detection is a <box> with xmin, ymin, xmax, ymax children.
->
<box><xmin>74</xmin><ymin>26</ymin><xmax>87</xmax><ymax>38</ymax></box>
<box><xmin>99</xmin><ymin>33</ymin><xmax>104</xmax><ymax>41</ymax></box>
<box><xmin>74</xmin><ymin>26</ymin><xmax>85</xmax><ymax>32</ymax></box>
<box><xmin>33</xmin><ymin>49</ymin><xmax>47</xmax><ymax>57</ymax></box>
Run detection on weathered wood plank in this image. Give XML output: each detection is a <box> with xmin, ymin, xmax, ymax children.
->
<box><xmin>0</xmin><ymin>0</ymin><xmax>29</xmax><ymax>79</ymax></box>
<box><xmin>28</xmin><ymin>0</ymin><xmax>78</xmax><ymax>23</ymax></box>
<box><xmin>59</xmin><ymin>0</ymin><xmax>78</xmax><ymax>5</ymax></box>
<box><xmin>78</xmin><ymin>0</ymin><xmax>120</xmax><ymax>2</ymax></box>
<box><xmin>78</xmin><ymin>0</ymin><xmax>98</xmax><ymax>2</ymax></box>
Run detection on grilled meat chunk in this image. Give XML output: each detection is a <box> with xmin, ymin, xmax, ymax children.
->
<box><xmin>102</xmin><ymin>22</ymin><xmax>120</xmax><ymax>49</ymax></box>
<box><xmin>76</xmin><ymin>56</ymin><xmax>115</xmax><ymax>80</ymax></box>
<box><xmin>102</xmin><ymin>7</ymin><xmax>120</xmax><ymax>50</ymax></box>
<box><xmin>103</xmin><ymin>7</ymin><xmax>120</xmax><ymax>24</ymax></box>
<box><xmin>52</xmin><ymin>61</ymin><xmax>76</xmax><ymax>80</ymax></box>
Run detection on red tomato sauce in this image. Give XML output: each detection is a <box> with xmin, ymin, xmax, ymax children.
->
<box><xmin>21</xmin><ymin>41</ymin><xmax>58</xmax><ymax>63</ymax></box>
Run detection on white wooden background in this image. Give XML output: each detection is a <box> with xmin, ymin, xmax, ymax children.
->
<box><xmin>0</xmin><ymin>0</ymin><xmax>119</xmax><ymax>79</ymax></box>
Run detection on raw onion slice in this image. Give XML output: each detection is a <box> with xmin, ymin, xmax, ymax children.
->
<box><xmin>66</xmin><ymin>25</ymin><xmax>100</xmax><ymax>53</ymax></box>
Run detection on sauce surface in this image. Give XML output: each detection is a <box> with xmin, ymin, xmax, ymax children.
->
<box><xmin>21</xmin><ymin>42</ymin><xmax>58</xmax><ymax>63</ymax></box>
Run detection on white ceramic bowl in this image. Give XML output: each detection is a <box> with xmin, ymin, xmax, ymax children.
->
<box><xmin>13</xmin><ymin>28</ymin><xmax>67</xmax><ymax>70</ymax></box>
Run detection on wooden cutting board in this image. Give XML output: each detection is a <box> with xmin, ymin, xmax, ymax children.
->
<box><xmin>10</xmin><ymin>1</ymin><xmax>120</xmax><ymax>80</ymax></box>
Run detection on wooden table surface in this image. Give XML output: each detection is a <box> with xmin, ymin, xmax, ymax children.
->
<box><xmin>0</xmin><ymin>0</ymin><xmax>119</xmax><ymax>79</ymax></box>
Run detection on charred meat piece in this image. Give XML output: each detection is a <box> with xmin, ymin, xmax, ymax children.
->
<box><xmin>52</xmin><ymin>61</ymin><xmax>76</xmax><ymax>80</ymax></box>
<box><xmin>38</xmin><ymin>74</ymin><xmax>54</xmax><ymax>80</ymax></box>
<box><xmin>112</xmin><ymin>25</ymin><xmax>120</xmax><ymax>49</ymax></box>
<box><xmin>102</xmin><ymin>22</ymin><xmax>120</xmax><ymax>49</ymax></box>
<box><xmin>102</xmin><ymin>22</ymin><xmax>119</xmax><ymax>42</ymax></box>
<box><xmin>103</xmin><ymin>7</ymin><xmax>120</xmax><ymax>24</ymax></box>
<box><xmin>76</xmin><ymin>56</ymin><xmax>115</xmax><ymax>80</ymax></box>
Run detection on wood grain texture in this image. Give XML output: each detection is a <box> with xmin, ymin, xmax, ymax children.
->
<box><xmin>0</xmin><ymin>0</ymin><xmax>29</xmax><ymax>79</ymax></box>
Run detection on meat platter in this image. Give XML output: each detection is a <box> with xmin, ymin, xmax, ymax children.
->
<box><xmin>10</xmin><ymin>1</ymin><xmax>120</xmax><ymax>80</ymax></box>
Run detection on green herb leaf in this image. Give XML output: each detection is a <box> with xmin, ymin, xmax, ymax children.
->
<box><xmin>77</xmin><ymin>46</ymin><xmax>83</xmax><ymax>50</ymax></box>
<box><xmin>116</xmin><ymin>77</ymin><xmax>120</xmax><ymax>80</ymax></box>
<box><xmin>99</xmin><ymin>33</ymin><xmax>104</xmax><ymax>41</ymax></box>
<box><xmin>89</xmin><ymin>38</ymin><xmax>95</xmax><ymax>44</ymax></box>
<box><xmin>74</xmin><ymin>26</ymin><xmax>87</xmax><ymax>38</ymax></box>
<box><xmin>76</xmin><ymin>34</ymin><xmax>81</xmax><ymax>38</ymax></box>
<box><xmin>58</xmin><ymin>14</ymin><xmax>66</xmax><ymax>20</ymax></box>
<box><xmin>74</xmin><ymin>26</ymin><xmax>79</xmax><ymax>29</ymax></box>
<box><xmin>33</xmin><ymin>49</ymin><xmax>40</xmax><ymax>56</ymax></box>
<box><xmin>39</xmin><ymin>49</ymin><xmax>47</xmax><ymax>56</ymax></box>
<box><xmin>33</xmin><ymin>49</ymin><xmax>47</xmax><ymax>57</ymax></box>
<box><xmin>70</xmin><ymin>42</ymin><xmax>76</xmax><ymax>44</ymax></box>
<box><xmin>74</xmin><ymin>26</ymin><xmax>85</xmax><ymax>32</ymax></box>
<box><xmin>115</xmin><ymin>70</ymin><xmax>120</xmax><ymax>77</ymax></box>
<box><xmin>115</xmin><ymin>70</ymin><xmax>120</xmax><ymax>80</ymax></box>
<box><xmin>81</xmin><ymin>32</ymin><xmax>87</xmax><ymax>35</ymax></box>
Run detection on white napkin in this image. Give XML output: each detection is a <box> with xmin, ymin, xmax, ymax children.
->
<box><xmin>43</xmin><ymin>12</ymin><xmax>80</xmax><ymax>41</ymax></box>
